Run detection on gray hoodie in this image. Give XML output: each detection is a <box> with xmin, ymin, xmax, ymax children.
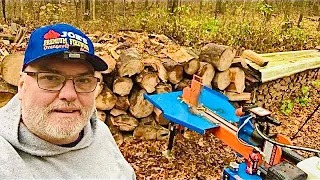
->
<box><xmin>0</xmin><ymin>95</ymin><xmax>136</xmax><ymax>179</ymax></box>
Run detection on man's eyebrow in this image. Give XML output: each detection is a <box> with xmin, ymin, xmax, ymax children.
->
<box><xmin>39</xmin><ymin>67</ymin><xmax>94</xmax><ymax>76</ymax></box>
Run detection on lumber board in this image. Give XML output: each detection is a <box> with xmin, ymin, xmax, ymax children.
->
<box><xmin>245</xmin><ymin>50</ymin><xmax>320</xmax><ymax>83</ymax></box>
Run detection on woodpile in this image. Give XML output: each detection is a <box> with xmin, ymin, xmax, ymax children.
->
<box><xmin>0</xmin><ymin>23</ymin><xmax>319</xmax><ymax>145</ymax></box>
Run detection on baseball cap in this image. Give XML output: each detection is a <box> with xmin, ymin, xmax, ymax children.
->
<box><xmin>23</xmin><ymin>23</ymin><xmax>108</xmax><ymax>71</ymax></box>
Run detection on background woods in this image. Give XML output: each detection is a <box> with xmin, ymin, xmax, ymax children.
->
<box><xmin>1</xmin><ymin>0</ymin><xmax>320</xmax><ymax>53</ymax></box>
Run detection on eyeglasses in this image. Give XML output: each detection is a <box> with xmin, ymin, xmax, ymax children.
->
<box><xmin>24</xmin><ymin>71</ymin><xmax>101</xmax><ymax>93</ymax></box>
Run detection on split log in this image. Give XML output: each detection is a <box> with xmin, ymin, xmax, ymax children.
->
<box><xmin>105</xmin><ymin>115</ymin><xmax>120</xmax><ymax>135</ymax></box>
<box><xmin>135</xmin><ymin>72</ymin><xmax>159</xmax><ymax>93</ymax></box>
<box><xmin>225</xmin><ymin>92</ymin><xmax>251</xmax><ymax>101</ymax></box>
<box><xmin>174</xmin><ymin>78</ymin><xmax>191</xmax><ymax>91</ymax></box>
<box><xmin>183</xmin><ymin>58</ymin><xmax>200</xmax><ymax>75</ymax></box>
<box><xmin>0</xmin><ymin>77</ymin><xmax>17</xmax><ymax>107</ymax></box>
<box><xmin>241</xmin><ymin>50</ymin><xmax>268</xmax><ymax>67</ymax></box>
<box><xmin>196</xmin><ymin>62</ymin><xmax>215</xmax><ymax>88</ymax></box>
<box><xmin>142</xmin><ymin>57</ymin><xmax>168</xmax><ymax>82</ymax></box>
<box><xmin>94</xmin><ymin>72</ymin><xmax>103</xmax><ymax>98</ymax></box>
<box><xmin>133</xmin><ymin>125</ymin><xmax>158</xmax><ymax>140</ymax></box>
<box><xmin>99</xmin><ymin>53</ymin><xmax>116</xmax><ymax>74</ymax></box>
<box><xmin>113</xmin><ymin>77</ymin><xmax>133</xmax><ymax>96</ymax></box>
<box><xmin>97</xmin><ymin>110</ymin><xmax>106</xmax><ymax>122</ymax></box>
<box><xmin>212</xmin><ymin>70</ymin><xmax>231</xmax><ymax>90</ymax></box>
<box><xmin>129</xmin><ymin>88</ymin><xmax>154</xmax><ymax>118</ymax></box>
<box><xmin>110</xmin><ymin>114</ymin><xmax>139</xmax><ymax>131</ymax></box>
<box><xmin>110</xmin><ymin>108</ymin><xmax>127</xmax><ymax>116</ymax></box>
<box><xmin>200</xmin><ymin>43</ymin><xmax>236</xmax><ymax>71</ymax></box>
<box><xmin>154</xmin><ymin>107</ymin><xmax>169</xmax><ymax>126</ymax></box>
<box><xmin>95</xmin><ymin>86</ymin><xmax>117</xmax><ymax>110</ymax></box>
<box><xmin>115</xmin><ymin>96</ymin><xmax>130</xmax><ymax>111</ymax></box>
<box><xmin>165</xmin><ymin>47</ymin><xmax>195</xmax><ymax>63</ymax></box>
<box><xmin>118</xmin><ymin>48</ymin><xmax>144</xmax><ymax>77</ymax></box>
<box><xmin>1</xmin><ymin>52</ymin><xmax>24</xmax><ymax>86</ymax></box>
<box><xmin>113</xmin><ymin>131</ymin><xmax>124</xmax><ymax>146</ymax></box>
<box><xmin>156</xmin><ymin>127</ymin><xmax>170</xmax><ymax>141</ymax></box>
<box><xmin>162</xmin><ymin>58</ymin><xmax>183</xmax><ymax>84</ymax></box>
<box><xmin>155</xmin><ymin>82</ymin><xmax>172</xmax><ymax>94</ymax></box>
<box><xmin>168</xmin><ymin>65</ymin><xmax>183</xmax><ymax>84</ymax></box>
<box><xmin>140</xmin><ymin>116</ymin><xmax>157</xmax><ymax>126</ymax></box>
<box><xmin>229</xmin><ymin>67</ymin><xmax>245</xmax><ymax>93</ymax></box>
<box><xmin>232</xmin><ymin>57</ymin><xmax>249</xmax><ymax>69</ymax></box>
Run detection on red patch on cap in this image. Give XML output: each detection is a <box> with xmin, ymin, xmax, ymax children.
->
<box><xmin>44</xmin><ymin>30</ymin><xmax>60</xmax><ymax>40</ymax></box>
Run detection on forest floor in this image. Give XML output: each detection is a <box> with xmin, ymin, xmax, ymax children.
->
<box><xmin>119</xmin><ymin>87</ymin><xmax>320</xmax><ymax>180</ymax></box>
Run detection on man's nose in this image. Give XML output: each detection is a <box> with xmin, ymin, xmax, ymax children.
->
<box><xmin>58</xmin><ymin>79</ymin><xmax>77</xmax><ymax>102</ymax></box>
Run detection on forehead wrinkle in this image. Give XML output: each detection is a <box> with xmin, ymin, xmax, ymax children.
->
<box><xmin>32</xmin><ymin>59</ymin><xmax>95</xmax><ymax>76</ymax></box>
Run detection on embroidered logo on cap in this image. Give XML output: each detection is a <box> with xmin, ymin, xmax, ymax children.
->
<box><xmin>44</xmin><ymin>30</ymin><xmax>60</xmax><ymax>40</ymax></box>
<box><xmin>42</xmin><ymin>30</ymin><xmax>89</xmax><ymax>52</ymax></box>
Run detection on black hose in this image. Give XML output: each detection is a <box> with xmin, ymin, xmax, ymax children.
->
<box><xmin>255</xmin><ymin>124</ymin><xmax>320</xmax><ymax>154</ymax></box>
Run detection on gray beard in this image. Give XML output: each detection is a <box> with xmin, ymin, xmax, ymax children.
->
<box><xmin>21</xmin><ymin>100</ymin><xmax>95</xmax><ymax>141</ymax></box>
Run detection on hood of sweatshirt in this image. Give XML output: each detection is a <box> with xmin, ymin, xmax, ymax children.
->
<box><xmin>0</xmin><ymin>95</ymin><xmax>98</xmax><ymax>157</ymax></box>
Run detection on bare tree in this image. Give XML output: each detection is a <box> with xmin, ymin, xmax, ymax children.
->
<box><xmin>145</xmin><ymin>0</ymin><xmax>148</xmax><ymax>9</ymax></box>
<box><xmin>2</xmin><ymin>0</ymin><xmax>6</xmax><ymax>22</ymax></box>
<box><xmin>167</xmin><ymin>0</ymin><xmax>178</xmax><ymax>13</ymax></box>
<box><xmin>84</xmin><ymin>0</ymin><xmax>90</xmax><ymax>21</ymax></box>
<box><xmin>297</xmin><ymin>0</ymin><xmax>306</xmax><ymax>28</ymax></box>
<box><xmin>92</xmin><ymin>0</ymin><xmax>96</xmax><ymax>20</ymax></box>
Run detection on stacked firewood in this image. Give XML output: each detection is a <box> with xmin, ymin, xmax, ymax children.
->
<box><xmin>86</xmin><ymin>31</ymin><xmax>257</xmax><ymax>145</ymax></box>
<box><xmin>0</xmin><ymin>23</ymin><xmax>256</xmax><ymax>144</ymax></box>
<box><xmin>4</xmin><ymin>24</ymin><xmax>318</xmax><ymax>145</ymax></box>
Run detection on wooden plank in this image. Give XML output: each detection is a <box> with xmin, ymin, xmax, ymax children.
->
<box><xmin>245</xmin><ymin>50</ymin><xmax>320</xmax><ymax>83</ymax></box>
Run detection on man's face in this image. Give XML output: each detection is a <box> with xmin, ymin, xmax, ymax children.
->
<box><xmin>18</xmin><ymin>57</ymin><xmax>96</xmax><ymax>145</ymax></box>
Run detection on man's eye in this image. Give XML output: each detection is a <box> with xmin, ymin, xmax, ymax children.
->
<box><xmin>44</xmin><ymin>75</ymin><xmax>59</xmax><ymax>81</ymax></box>
<box><xmin>76</xmin><ymin>77</ymin><xmax>91</xmax><ymax>83</ymax></box>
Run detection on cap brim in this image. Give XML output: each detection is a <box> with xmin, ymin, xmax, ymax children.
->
<box><xmin>85</xmin><ymin>53</ymin><xmax>108</xmax><ymax>71</ymax></box>
<box><xmin>23</xmin><ymin>50</ymin><xmax>108</xmax><ymax>71</ymax></box>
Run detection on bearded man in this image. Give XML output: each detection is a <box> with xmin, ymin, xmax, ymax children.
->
<box><xmin>0</xmin><ymin>23</ymin><xmax>136</xmax><ymax>179</ymax></box>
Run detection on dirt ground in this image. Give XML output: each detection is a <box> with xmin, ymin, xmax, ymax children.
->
<box><xmin>119</xmin><ymin>88</ymin><xmax>320</xmax><ymax>180</ymax></box>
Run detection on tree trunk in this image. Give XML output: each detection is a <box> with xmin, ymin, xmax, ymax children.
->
<box><xmin>92</xmin><ymin>0</ymin><xmax>96</xmax><ymax>20</ymax></box>
<box><xmin>84</xmin><ymin>0</ymin><xmax>90</xmax><ymax>21</ymax></box>
<box><xmin>144</xmin><ymin>0</ymin><xmax>148</xmax><ymax>9</ymax></box>
<box><xmin>2</xmin><ymin>0</ymin><xmax>6</xmax><ymax>22</ymax></box>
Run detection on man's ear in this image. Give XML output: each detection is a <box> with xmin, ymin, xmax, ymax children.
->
<box><xmin>18</xmin><ymin>74</ymin><xmax>25</xmax><ymax>100</ymax></box>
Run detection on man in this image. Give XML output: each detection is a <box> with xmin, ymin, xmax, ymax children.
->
<box><xmin>0</xmin><ymin>23</ymin><xmax>136</xmax><ymax>179</ymax></box>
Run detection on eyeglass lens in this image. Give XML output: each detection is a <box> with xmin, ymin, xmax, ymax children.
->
<box><xmin>37</xmin><ymin>72</ymin><xmax>98</xmax><ymax>92</ymax></box>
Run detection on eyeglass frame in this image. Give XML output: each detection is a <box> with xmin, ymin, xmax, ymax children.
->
<box><xmin>23</xmin><ymin>71</ymin><xmax>101</xmax><ymax>93</ymax></box>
